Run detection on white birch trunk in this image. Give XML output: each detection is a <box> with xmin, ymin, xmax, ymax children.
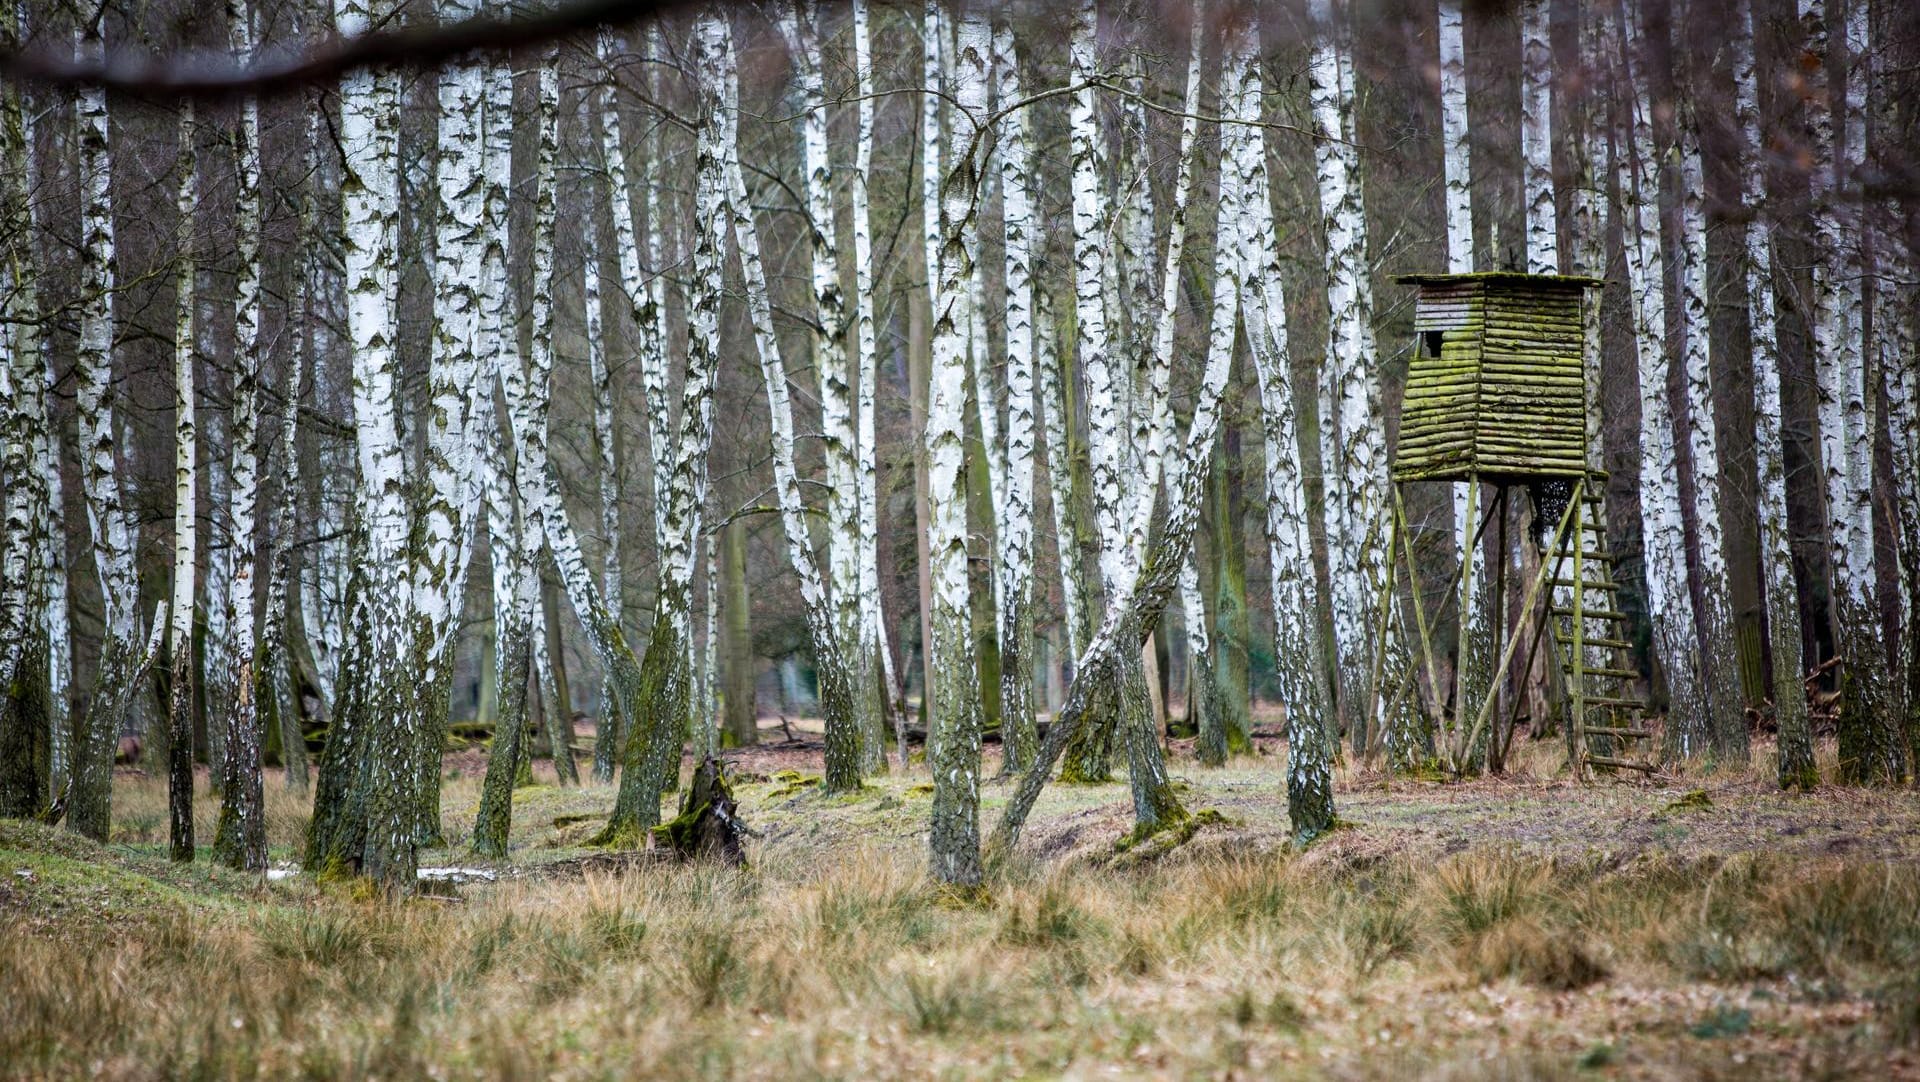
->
<box><xmin>598</xmin><ymin>30</ymin><xmax>673</xmax><ymax>556</ymax></box>
<box><xmin>1830</xmin><ymin>0</ymin><xmax>1897</xmax><ymax>779</ymax></box>
<box><xmin>558</xmin><ymin>21</ymin><xmax>728</xmax><ymax>842</ymax></box>
<box><xmin>992</xmin><ymin>16</ymin><xmax>1040</xmax><ymax>771</ymax></box>
<box><xmin>1676</xmin><ymin>131</ymin><xmax>1745</xmax><ymax>760</ymax></box>
<box><xmin>1732</xmin><ymin>0</ymin><xmax>1813</xmax><ymax>785</ymax></box>
<box><xmin>718</xmin><ymin>18</ymin><xmax>862</xmax><ymax>794</ymax></box>
<box><xmin>1519</xmin><ymin>0</ymin><xmax>1557</xmax><ymax>274</ymax></box>
<box><xmin>849</xmin><ymin>0</ymin><xmax>900</xmax><ymax>759</ymax></box>
<box><xmin>214</xmin><ymin>0</ymin><xmax>268</xmax><ymax>867</ymax></box>
<box><xmin>1438</xmin><ymin>0</ymin><xmax>1473</xmax><ymax>275</ymax></box>
<box><xmin>1614</xmin><ymin>7</ymin><xmax>1702</xmax><ymax>760</ymax></box>
<box><xmin>1309</xmin><ymin>0</ymin><xmax>1389</xmax><ymax>754</ymax></box>
<box><xmin>1120</xmin><ymin>8</ymin><xmax>1207</xmax><ymax>582</ymax></box>
<box><xmin>1232</xmin><ymin>22</ymin><xmax>1335</xmax><ymax>833</ymax></box>
<box><xmin>68</xmin><ymin>22</ymin><xmax>156</xmax><ymax>841</ymax></box>
<box><xmin>168</xmin><ymin>107</ymin><xmax>198</xmax><ymax>861</ymax></box>
<box><xmin>582</xmin><ymin>109</ymin><xmax>623</xmax><ymax>781</ymax></box>
<box><xmin>1036</xmin><ymin>284</ymin><xmax>1088</xmax><ymax>662</ymax></box>
<box><xmin>927</xmin><ymin>12</ymin><xmax>990</xmax><ymax>887</ymax></box>
<box><xmin>779</xmin><ymin>0</ymin><xmax>870</xmax><ymax>771</ymax></box>
<box><xmin>1068</xmin><ymin>0</ymin><xmax>1124</xmax><ymax>599</ymax></box>
<box><xmin>326</xmin><ymin>0</ymin><xmax>413</xmax><ymax>887</ymax></box>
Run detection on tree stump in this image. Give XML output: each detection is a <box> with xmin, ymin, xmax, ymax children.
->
<box><xmin>651</xmin><ymin>757</ymin><xmax>749</xmax><ymax>866</ymax></box>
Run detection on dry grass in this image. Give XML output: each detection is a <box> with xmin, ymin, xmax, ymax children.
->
<box><xmin>5</xmin><ymin>739</ymin><xmax>1920</xmax><ymax>1079</ymax></box>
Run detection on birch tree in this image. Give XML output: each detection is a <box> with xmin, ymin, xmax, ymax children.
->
<box><xmin>1729</xmin><ymin>0</ymin><xmax>1813</xmax><ymax>787</ymax></box>
<box><xmin>1059</xmin><ymin>0</ymin><xmax>1137</xmax><ymax>783</ymax></box>
<box><xmin>212</xmin><ymin>0</ymin><xmax>268</xmax><ymax>870</ymax></box>
<box><xmin>1308</xmin><ymin>0</ymin><xmax>1389</xmax><ymax>758</ymax></box>
<box><xmin>586</xmin><ymin>15</ymin><xmax>730</xmax><ymax>842</ymax></box>
<box><xmin>168</xmin><ymin>107</ymin><xmax>198</xmax><ymax>863</ymax></box>
<box><xmin>1818</xmin><ymin>0</ymin><xmax>1900</xmax><ymax>781</ymax></box>
<box><xmin>849</xmin><ymin>0</ymin><xmax>901</xmax><ymax>762</ymax></box>
<box><xmin>927</xmin><ymin>9</ymin><xmax>990</xmax><ymax>888</ymax></box>
<box><xmin>1675</xmin><ymin>126</ymin><xmax>1746</xmax><ymax>761</ymax></box>
<box><xmin>1234</xmin><ymin>21</ymin><xmax>1336</xmax><ymax>836</ymax></box>
<box><xmin>306</xmin><ymin>0</ymin><xmax>423</xmax><ymax>889</ymax></box>
<box><xmin>0</xmin><ymin>7</ymin><xmax>56</xmax><ymax>817</ymax></box>
<box><xmin>992</xmin><ymin>16</ymin><xmax>1040</xmax><ymax>773</ymax></box>
<box><xmin>720</xmin><ymin>18</ymin><xmax>864</xmax><ymax>796</ymax></box>
<box><xmin>1613</xmin><ymin>7</ymin><xmax>1703</xmax><ymax>762</ymax></box>
<box><xmin>1519</xmin><ymin>0</ymin><xmax>1556</xmax><ymax>275</ymax></box>
<box><xmin>69</xmin><ymin>22</ymin><xmax>166</xmax><ymax>843</ymax></box>
<box><xmin>778</xmin><ymin>0</ymin><xmax>870</xmax><ymax>775</ymax></box>
<box><xmin>1435</xmin><ymin>0</ymin><xmax>1491</xmax><ymax>766</ymax></box>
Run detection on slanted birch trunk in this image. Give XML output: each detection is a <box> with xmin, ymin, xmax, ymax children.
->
<box><xmin>720</xmin><ymin>19</ymin><xmax>863</xmax><ymax>797</ymax></box>
<box><xmin>779</xmin><ymin>0</ymin><xmax>870</xmax><ymax>777</ymax></box>
<box><xmin>168</xmin><ymin>108</ymin><xmax>198</xmax><ymax>864</ymax></box>
<box><xmin>587</xmin><ymin>16</ymin><xmax>730</xmax><ymax>842</ymax></box>
<box><xmin>1060</xmin><ymin>0</ymin><xmax>1126</xmax><ymax>782</ymax></box>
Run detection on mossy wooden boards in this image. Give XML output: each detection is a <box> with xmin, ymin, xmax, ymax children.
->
<box><xmin>1391</xmin><ymin>272</ymin><xmax>1599</xmax><ymax>483</ymax></box>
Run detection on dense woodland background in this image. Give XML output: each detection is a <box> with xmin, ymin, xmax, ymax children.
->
<box><xmin>1</xmin><ymin>0</ymin><xmax>1917</xmax><ymax>892</ymax></box>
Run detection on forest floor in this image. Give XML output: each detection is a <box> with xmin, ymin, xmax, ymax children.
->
<box><xmin>5</xmin><ymin>719</ymin><xmax>1920</xmax><ymax>1079</ymax></box>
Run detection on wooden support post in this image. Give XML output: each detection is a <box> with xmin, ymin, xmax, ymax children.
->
<box><xmin>1395</xmin><ymin>487</ymin><xmax>1443</xmax><ymax>742</ymax></box>
<box><xmin>1457</xmin><ymin>480</ymin><xmax>1581</xmax><ymax>773</ymax></box>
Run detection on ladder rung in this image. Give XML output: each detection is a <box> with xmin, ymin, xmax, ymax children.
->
<box><xmin>1583</xmin><ymin>755</ymin><xmax>1658</xmax><ymax>772</ymax></box>
<box><xmin>1551</xmin><ymin>608</ymin><xmax>1630</xmax><ymax>622</ymax></box>
<box><xmin>1564</xmin><ymin>664</ymin><xmax>1643</xmax><ymax>679</ymax></box>
<box><xmin>1555</xmin><ymin>634</ymin><xmax>1634</xmax><ymax>650</ymax></box>
<box><xmin>1551</xmin><ymin>579</ymin><xmax>1619</xmax><ymax>590</ymax></box>
<box><xmin>1558</xmin><ymin>550</ymin><xmax>1615</xmax><ymax>562</ymax></box>
<box><xmin>1582</xmin><ymin>695</ymin><xmax>1647</xmax><ymax>709</ymax></box>
<box><xmin>1577</xmin><ymin>726</ymin><xmax>1654</xmax><ymax>739</ymax></box>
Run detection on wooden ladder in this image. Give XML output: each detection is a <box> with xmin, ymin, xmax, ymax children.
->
<box><xmin>1546</xmin><ymin>473</ymin><xmax>1656</xmax><ymax>777</ymax></box>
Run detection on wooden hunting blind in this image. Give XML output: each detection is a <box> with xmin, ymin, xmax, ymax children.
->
<box><xmin>1392</xmin><ymin>272</ymin><xmax>1603</xmax><ymax>483</ymax></box>
<box><xmin>1371</xmin><ymin>271</ymin><xmax>1652</xmax><ymax>781</ymax></box>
